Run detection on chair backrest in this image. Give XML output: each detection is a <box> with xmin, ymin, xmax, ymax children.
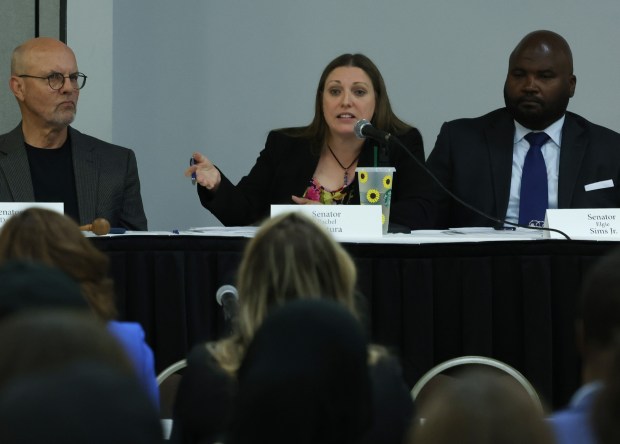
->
<box><xmin>156</xmin><ymin>359</ymin><xmax>188</xmax><ymax>439</ymax></box>
<box><xmin>411</xmin><ymin>355</ymin><xmax>543</xmax><ymax>413</ymax></box>
<box><xmin>157</xmin><ymin>359</ymin><xmax>187</xmax><ymax>386</ymax></box>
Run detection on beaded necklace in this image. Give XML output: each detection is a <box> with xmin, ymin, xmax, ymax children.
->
<box><xmin>327</xmin><ymin>144</ymin><xmax>360</xmax><ymax>186</ymax></box>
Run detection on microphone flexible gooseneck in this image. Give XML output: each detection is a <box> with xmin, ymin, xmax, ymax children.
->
<box><xmin>354</xmin><ymin>119</ymin><xmax>570</xmax><ymax>240</ymax></box>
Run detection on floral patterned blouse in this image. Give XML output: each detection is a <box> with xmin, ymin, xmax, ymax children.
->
<box><xmin>303</xmin><ymin>177</ymin><xmax>354</xmax><ymax>205</ymax></box>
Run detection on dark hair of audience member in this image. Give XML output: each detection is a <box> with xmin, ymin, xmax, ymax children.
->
<box><xmin>0</xmin><ymin>208</ymin><xmax>117</xmax><ymax>320</ymax></box>
<box><xmin>579</xmin><ymin>248</ymin><xmax>620</xmax><ymax>374</ymax></box>
<box><xmin>408</xmin><ymin>368</ymin><xmax>554</xmax><ymax>444</ymax></box>
<box><xmin>0</xmin><ymin>260</ymin><xmax>88</xmax><ymax>320</ymax></box>
<box><xmin>592</xmin><ymin>333</ymin><xmax>620</xmax><ymax>444</ymax></box>
<box><xmin>360</xmin><ymin>353</ymin><xmax>415</xmax><ymax>444</ymax></box>
<box><xmin>0</xmin><ymin>361</ymin><xmax>161</xmax><ymax>443</ymax></box>
<box><xmin>228</xmin><ymin>299</ymin><xmax>372</xmax><ymax>444</ymax></box>
<box><xmin>209</xmin><ymin>211</ymin><xmax>358</xmax><ymax>374</ymax></box>
<box><xmin>0</xmin><ymin>310</ymin><xmax>134</xmax><ymax>390</ymax></box>
<box><xmin>584</xmin><ymin>249</ymin><xmax>620</xmax><ymax>444</ymax></box>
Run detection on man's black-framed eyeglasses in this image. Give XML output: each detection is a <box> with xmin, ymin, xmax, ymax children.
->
<box><xmin>18</xmin><ymin>72</ymin><xmax>87</xmax><ymax>90</ymax></box>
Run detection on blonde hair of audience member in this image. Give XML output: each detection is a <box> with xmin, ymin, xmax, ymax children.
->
<box><xmin>0</xmin><ymin>208</ymin><xmax>117</xmax><ymax>320</ymax></box>
<box><xmin>409</xmin><ymin>369</ymin><xmax>554</xmax><ymax>444</ymax></box>
<box><xmin>209</xmin><ymin>212</ymin><xmax>358</xmax><ymax>374</ymax></box>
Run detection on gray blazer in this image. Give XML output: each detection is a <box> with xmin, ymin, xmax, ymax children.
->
<box><xmin>427</xmin><ymin>108</ymin><xmax>620</xmax><ymax>228</ymax></box>
<box><xmin>0</xmin><ymin>124</ymin><xmax>148</xmax><ymax>230</ymax></box>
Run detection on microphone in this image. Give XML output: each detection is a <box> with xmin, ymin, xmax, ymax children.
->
<box><xmin>352</xmin><ymin>120</ymin><xmax>570</xmax><ymax>239</ymax></box>
<box><xmin>216</xmin><ymin>284</ymin><xmax>239</xmax><ymax>321</ymax></box>
<box><xmin>354</xmin><ymin>119</ymin><xmax>392</xmax><ymax>143</ymax></box>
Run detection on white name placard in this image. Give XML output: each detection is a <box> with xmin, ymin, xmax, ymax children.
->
<box><xmin>544</xmin><ymin>208</ymin><xmax>620</xmax><ymax>239</ymax></box>
<box><xmin>0</xmin><ymin>202</ymin><xmax>64</xmax><ymax>229</ymax></box>
<box><xmin>270</xmin><ymin>205</ymin><xmax>382</xmax><ymax>239</ymax></box>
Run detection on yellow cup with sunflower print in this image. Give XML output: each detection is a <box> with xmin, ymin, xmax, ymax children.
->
<box><xmin>355</xmin><ymin>167</ymin><xmax>395</xmax><ymax>234</ymax></box>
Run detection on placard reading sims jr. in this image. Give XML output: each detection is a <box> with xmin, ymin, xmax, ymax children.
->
<box><xmin>0</xmin><ymin>203</ymin><xmax>64</xmax><ymax>229</ymax></box>
<box><xmin>270</xmin><ymin>205</ymin><xmax>382</xmax><ymax>239</ymax></box>
<box><xmin>544</xmin><ymin>208</ymin><xmax>620</xmax><ymax>239</ymax></box>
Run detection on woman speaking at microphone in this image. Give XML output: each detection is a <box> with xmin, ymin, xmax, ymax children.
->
<box><xmin>185</xmin><ymin>53</ymin><xmax>434</xmax><ymax>231</ymax></box>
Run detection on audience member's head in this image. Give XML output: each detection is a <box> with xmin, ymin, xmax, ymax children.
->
<box><xmin>360</xmin><ymin>354</ymin><xmax>415</xmax><ymax>444</ymax></box>
<box><xmin>0</xmin><ymin>361</ymin><xmax>161</xmax><ymax>444</ymax></box>
<box><xmin>0</xmin><ymin>208</ymin><xmax>117</xmax><ymax>320</ymax></box>
<box><xmin>0</xmin><ymin>260</ymin><xmax>88</xmax><ymax>320</ymax></box>
<box><xmin>0</xmin><ymin>310</ymin><xmax>133</xmax><ymax>390</ymax></box>
<box><xmin>580</xmin><ymin>248</ymin><xmax>620</xmax><ymax>444</ymax></box>
<box><xmin>409</xmin><ymin>368</ymin><xmax>553</xmax><ymax>444</ymax></box>
<box><xmin>213</xmin><ymin>211</ymin><xmax>358</xmax><ymax>373</ymax></box>
<box><xmin>592</xmin><ymin>337</ymin><xmax>620</xmax><ymax>444</ymax></box>
<box><xmin>578</xmin><ymin>248</ymin><xmax>620</xmax><ymax>382</ymax></box>
<box><xmin>228</xmin><ymin>299</ymin><xmax>372</xmax><ymax>444</ymax></box>
<box><xmin>169</xmin><ymin>346</ymin><xmax>238</xmax><ymax>444</ymax></box>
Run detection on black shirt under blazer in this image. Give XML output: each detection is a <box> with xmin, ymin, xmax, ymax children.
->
<box><xmin>0</xmin><ymin>124</ymin><xmax>148</xmax><ymax>230</ymax></box>
<box><xmin>198</xmin><ymin>128</ymin><xmax>435</xmax><ymax>229</ymax></box>
<box><xmin>426</xmin><ymin>108</ymin><xmax>620</xmax><ymax>228</ymax></box>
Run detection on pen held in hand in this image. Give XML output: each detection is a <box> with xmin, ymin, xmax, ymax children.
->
<box><xmin>189</xmin><ymin>157</ymin><xmax>196</xmax><ymax>185</ymax></box>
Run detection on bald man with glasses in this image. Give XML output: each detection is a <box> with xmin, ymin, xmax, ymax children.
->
<box><xmin>0</xmin><ymin>37</ymin><xmax>147</xmax><ymax>230</ymax></box>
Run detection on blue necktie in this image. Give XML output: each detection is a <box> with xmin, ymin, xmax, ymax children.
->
<box><xmin>519</xmin><ymin>132</ymin><xmax>551</xmax><ymax>226</ymax></box>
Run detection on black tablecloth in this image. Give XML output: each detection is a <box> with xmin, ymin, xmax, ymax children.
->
<box><xmin>91</xmin><ymin>235</ymin><xmax>619</xmax><ymax>409</ymax></box>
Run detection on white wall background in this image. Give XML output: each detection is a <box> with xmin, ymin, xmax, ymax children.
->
<box><xmin>0</xmin><ymin>0</ymin><xmax>63</xmax><ymax>134</ymax></box>
<box><xmin>67</xmin><ymin>0</ymin><xmax>620</xmax><ymax>231</ymax></box>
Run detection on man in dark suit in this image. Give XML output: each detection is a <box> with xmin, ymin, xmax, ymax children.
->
<box><xmin>0</xmin><ymin>37</ymin><xmax>147</xmax><ymax>230</ymax></box>
<box><xmin>427</xmin><ymin>30</ymin><xmax>620</xmax><ymax>228</ymax></box>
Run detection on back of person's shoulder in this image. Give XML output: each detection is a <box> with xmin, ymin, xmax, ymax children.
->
<box><xmin>69</xmin><ymin>127</ymin><xmax>133</xmax><ymax>155</ymax></box>
<box><xmin>566</xmin><ymin>111</ymin><xmax>620</xmax><ymax>141</ymax></box>
<box><xmin>393</xmin><ymin>125</ymin><xmax>420</xmax><ymax>139</ymax></box>
<box><xmin>107</xmin><ymin>320</ymin><xmax>145</xmax><ymax>351</ymax></box>
<box><xmin>548</xmin><ymin>407</ymin><xmax>594</xmax><ymax>444</ymax></box>
<box><xmin>444</xmin><ymin>108</ymin><xmax>508</xmax><ymax>131</ymax></box>
<box><xmin>107</xmin><ymin>320</ymin><xmax>144</xmax><ymax>337</ymax></box>
<box><xmin>267</xmin><ymin>127</ymin><xmax>314</xmax><ymax>155</ymax></box>
<box><xmin>271</xmin><ymin>126</ymin><xmax>309</xmax><ymax>141</ymax></box>
<box><xmin>0</xmin><ymin>127</ymin><xmax>14</xmax><ymax>141</ymax></box>
<box><xmin>0</xmin><ymin>124</ymin><xmax>23</xmax><ymax>150</ymax></box>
